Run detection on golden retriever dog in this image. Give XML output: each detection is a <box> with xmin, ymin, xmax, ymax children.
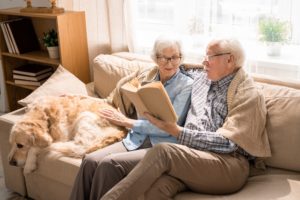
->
<box><xmin>8</xmin><ymin>95</ymin><xmax>127</xmax><ymax>174</ymax></box>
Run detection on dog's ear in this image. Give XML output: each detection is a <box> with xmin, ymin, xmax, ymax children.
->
<box><xmin>32</xmin><ymin>129</ymin><xmax>53</xmax><ymax>148</ymax></box>
<box><xmin>31</xmin><ymin>120</ymin><xmax>53</xmax><ymax>148</ymax></box>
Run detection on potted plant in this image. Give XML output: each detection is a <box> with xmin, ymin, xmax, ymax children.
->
<box><xmin>42</xmin><ymin>29</ymin><xmax>59</xmax><ymax>59</ymax></box>
<box><xmin>258</xmin><ymin>16</ymin><xmax>289</xmax><ymax>56</ymax></box>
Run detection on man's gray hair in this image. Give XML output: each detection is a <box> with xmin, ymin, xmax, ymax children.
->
<box><xmin>217</xmin><ymin>38</ymin><xmax>246</xmax><ymax>68</ymax></box>
<box><xmin>151</xmin><ymin>36</ymin><xmax>184</xmax><ymax>63</ymax></box>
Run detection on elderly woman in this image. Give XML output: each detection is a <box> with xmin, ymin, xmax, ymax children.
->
<box><xmin>69</xmin><ymin>36</ymin><xmax>193</xmax><ymax>200</ymax></box>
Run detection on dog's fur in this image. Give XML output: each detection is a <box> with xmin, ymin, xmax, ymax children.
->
<box><xmin>8</xmin><ymin>95</ymin><xmax>127</xmax><ymax>173</ymax></box>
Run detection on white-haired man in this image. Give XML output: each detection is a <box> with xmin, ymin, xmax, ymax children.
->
<box><xmin>100</xmin><ymin>38</ymin><xmax>271</xmax><ymax>200</ymax></box>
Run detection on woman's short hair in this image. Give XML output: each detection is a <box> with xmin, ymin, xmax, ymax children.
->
<box><xmin>151</xmin><ymin>36</ymin><xmax>184</xmax><ymax>63</ymax></box>
<box><xmin>217</xmin><ymin>38</ymin><xmax>246</xmax><ymax>68</ymax></box>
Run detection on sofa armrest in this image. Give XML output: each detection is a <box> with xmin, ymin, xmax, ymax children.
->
<box><xmin>0</xmin><ymin>108</ymin><xmax>27</xmax><ymax>196</ymax></box>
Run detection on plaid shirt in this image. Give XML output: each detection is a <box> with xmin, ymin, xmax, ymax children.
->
<box><xmin>178</xmin><ymin>70</ymin><xmax>239</xmax><ymax>154</ymax></box>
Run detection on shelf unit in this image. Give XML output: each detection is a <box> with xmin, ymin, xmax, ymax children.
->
<box><xmin>0</xmin><ymin>7</ymin><xmax>90</xmax><ymax>111</ymax></box>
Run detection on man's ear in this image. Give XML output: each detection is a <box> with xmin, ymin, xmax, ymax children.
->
<box><xmin>228</xmin><ymin>54</ymin><xmax>234</xmax><ymax>64</ymax></box>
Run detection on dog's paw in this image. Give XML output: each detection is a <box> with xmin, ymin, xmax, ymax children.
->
<box><xmin>23</xmin><ymin>163</ymin><xmax>37</xmax><ymax>174</ymax></box>
<box><xmin>23</xmin><ymin>147</ymin><xmax>40</xmax><ymax>174</ymax></box>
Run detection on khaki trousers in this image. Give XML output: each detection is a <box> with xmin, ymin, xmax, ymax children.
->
<box><xmin>101</xmin><ymin>143</ymin><xmax>249</xmax><ymax>200</ymax></box>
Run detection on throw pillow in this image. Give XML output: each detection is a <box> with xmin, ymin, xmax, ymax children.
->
<box><xmin>18</xmin><ymin>65</ymin><xmax>89</xmax><ymax>106</ymax></box>
<box><xmin>261</xmin><ymin>83</ymin><xmax>300</xmax><ymax>172</ymax></box>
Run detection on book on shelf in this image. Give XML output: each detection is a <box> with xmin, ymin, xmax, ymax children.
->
<box><xmin>121</xmin><ymin>80</ymin><xmax>178</xmax><ymax>123</ymax></box>
<box><xmin>5</xmin><ymin>18</ymin><xmax>40</xmax><ymax>54</ymax></box>
<box><xmin>13</xmin><ymin>64</ymin><xmax>53</xmax><ymax>76</ymax></box>
<box><xmin>0</xmin><ymin>22</ymin><xmax>13</xmax><ymax>53</ymax></box>
<box><xmin>5</xmin><ymin>21</ymin><xmax>19</xmax><ymax>54</ymax></box>
<box><xmin>0</xmin><ymin>18</ymin><xmax>22</xmax><ymax>54</ymax></box>
<box><xmin>13</xmin><ymin>71</ymin><xmax>53</xmax><ymax>81</ymax></box>
<box><xmin>14</xmin><ymin>78</ymin><xmax>47</xmax><ymax>86</ymax></box>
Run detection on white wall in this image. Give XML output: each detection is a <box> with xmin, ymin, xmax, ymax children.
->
<box><xmin>0</xmin><ymin>0</ymin><xmax>49</xmax><ymax>112</ymax></box>
<box><xmin>58</xmin><ymin>0</ymin><xmax>111</xmax><ymax>80</ymax></box>
<box><xmin>0</xmin><ymin>62</ymin><xmax>8</xmax><ymax>113</ymax></box>
<box><xmin>0</xmin><ymin>0</ymin><xmax>49</xmax><ymax>9</ymax></box>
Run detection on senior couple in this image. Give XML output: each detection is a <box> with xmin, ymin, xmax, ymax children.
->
<box><xmin>70</xmin><ymin>36</ymin><xmax>271</xmax><ymax>200</ymax></box>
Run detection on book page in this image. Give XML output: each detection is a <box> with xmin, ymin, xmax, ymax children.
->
<box><xmin>121</xmin><ymin>82</ymin><xmax>149</xmax><ymax>117</ymax></box>
<box><xmin>138</xmin><ymin>82</ymin><xmax>178</xmax><ymax>123</ymax></box>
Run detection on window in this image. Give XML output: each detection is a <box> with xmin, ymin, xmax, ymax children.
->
<box><xmin>132</xmin><ymin>0</ymin><xmax>300</xmax><ymax>80</ymax></box>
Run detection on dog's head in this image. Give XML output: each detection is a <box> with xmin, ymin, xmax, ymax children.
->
<box><xmin>8</xmin><ymin>119</ymin><xmax>53</xmax><ymax>167</ymax></box>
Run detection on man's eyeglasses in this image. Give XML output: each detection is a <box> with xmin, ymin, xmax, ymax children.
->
<box><xmin>202</xmin><ymin>52</ymin><xmax>231</xmax><ymax>62</ymax></box>
<box><xmin>157</xmin><ymin>56</ymin><xmax>181</xmax><ymax>64</ymax></box>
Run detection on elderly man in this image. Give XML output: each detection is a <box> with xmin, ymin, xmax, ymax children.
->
<box><xmin>100</xmin><ymin>38</ymin><xmax>271</xmax><ymax>200</ymax></box>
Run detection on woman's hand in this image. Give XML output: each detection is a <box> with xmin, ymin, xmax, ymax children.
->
<box><xmin>99</xmin><ymin>109</ymin><xmax>135</xmax><ymax>129</ymax></box>
<box><xmin>144</xmin><ymin>112</ymin><xmax>182</xmax><ymax>137</ymax></box>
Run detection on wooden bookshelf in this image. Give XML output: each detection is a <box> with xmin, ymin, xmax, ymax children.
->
<box><xmin>0</xmin><ymin>7</ymin><xmax>90</xmax><ymax>111</ymax></box>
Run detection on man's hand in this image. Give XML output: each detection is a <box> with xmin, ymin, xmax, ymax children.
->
<box><xmin>144</xmin><ymin>112</ymin><xmax>183</xmax><ymax>137</ymax></box>
<box><xmin>99</xmin><ymin>109</ymin><xmax>135</xmax><ymax>129</ymax></box>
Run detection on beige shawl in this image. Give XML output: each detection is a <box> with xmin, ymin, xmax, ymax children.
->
<box><xmin>217</xmin><ymin>68</ymin><xmax>271</xmax><ymax>157</ymax></box>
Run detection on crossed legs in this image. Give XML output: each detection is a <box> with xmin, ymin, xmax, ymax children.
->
<box><xmin>101</xmin><ymin>143</ymin><xmax>249</xmax><ymax>200</ymax></box>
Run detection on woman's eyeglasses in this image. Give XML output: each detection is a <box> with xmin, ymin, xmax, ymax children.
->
<box><xmin>157</xmin><ymin>56</ymin><xmax>181</xmax><ymax>64</ymax></box>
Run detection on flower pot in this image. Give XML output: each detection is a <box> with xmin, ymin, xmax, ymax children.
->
<box><xmin>47</xmin><ymin>46</ymin><xmax>60</xmax><ymax>59</ymax></box>
<box><xmin>266</xmin><ymin>42</ymin><xmax>282</xmax><ymax>57</ymax></box>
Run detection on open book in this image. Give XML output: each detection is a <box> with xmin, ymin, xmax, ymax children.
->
<box><xmin>121</xmin><ymin>80</ymin><xmax>178</xmax><ymax>123</ymax></box>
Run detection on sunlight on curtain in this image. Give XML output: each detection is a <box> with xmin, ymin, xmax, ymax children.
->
<box><xmin>72</xmin><ymin>0</ymin><xmax>134</xmax><ymax>53</ymax></box>
<box><xmin>66</xmin><ymin>0</ymin><xmax>135</xmax><ymax>79</ymax></box>
<box><xmin>131</xmin><ymin>0</ymin><xmax>300</xmax><ymax>80</ymax></box>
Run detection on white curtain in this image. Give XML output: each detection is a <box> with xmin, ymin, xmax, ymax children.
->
<box><xmin>60</xmin><ymin>0</ymin><xmax>135</xmax><ymax>78</ymax></box>
<box><xmin>106</xmin><ymin>0</ymin><xmax>135</xmax><ymax>52</ymax></box>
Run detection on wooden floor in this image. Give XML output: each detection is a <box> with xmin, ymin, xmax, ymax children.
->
<box><xmin>0</xmin><ymin>149</ymin><xmax>28</xmax><ymax>200</ymax></box>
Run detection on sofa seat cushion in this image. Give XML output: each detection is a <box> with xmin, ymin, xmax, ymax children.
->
<box><xmin>25</xmin><ymin>151</ymin><xmax>81</xmax><ymax>187</ymax></box>
<box><xmin>175</xmin><ymin>168</ymin><xmax>300</xmax><ymax>200</ymax></box>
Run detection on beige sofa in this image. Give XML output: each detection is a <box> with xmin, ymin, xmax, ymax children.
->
<box><xmin>0</xmin><ymin>52</ymin><xmax>300</xmax><ymax>200</ymax></box>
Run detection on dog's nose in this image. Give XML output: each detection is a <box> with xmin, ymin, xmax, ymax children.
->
<box><xmin>9</xmin><ymin>159</ymin><xmax>17</xmax><ymax>166</ymax></box>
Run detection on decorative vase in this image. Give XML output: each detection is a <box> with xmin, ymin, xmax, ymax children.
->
<box><xmin>47</xmin><ymin>46</ymin><xmax>60</xmax><ymax>59</ymax></box>
<box><xmin>266</xmin><ymin>42</ymin><xmax>282</xmax><ymax>57</ymax></box>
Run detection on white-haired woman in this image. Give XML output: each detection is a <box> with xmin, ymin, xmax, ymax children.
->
<box><xmin>69</xmin><ymin>36</ymin><xmax>193</xmax><ymax>200</ymax></box>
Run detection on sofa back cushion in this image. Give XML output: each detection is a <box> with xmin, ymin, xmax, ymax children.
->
<box><xmin>259</xmin><ymin>83</ymin><xmax>300</xmax><ymax>172</ymax></box>
<box><xmin>93</xmin><ymin>54</ymin><xmax>155</xmax><ymax>98</ymax></box>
